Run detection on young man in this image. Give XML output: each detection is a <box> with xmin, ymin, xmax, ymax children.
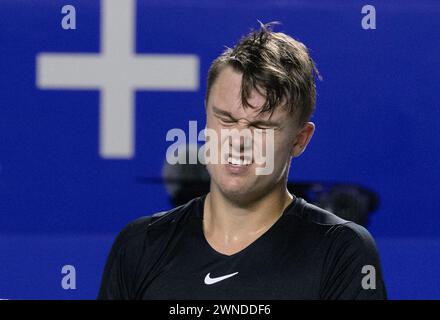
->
<box><xmin>98</xmin><ymin>22</ymin><xmax>386</xmax><ymax>300</ymax></box>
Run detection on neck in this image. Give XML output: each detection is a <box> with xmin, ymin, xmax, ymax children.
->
<box><xmin>203</xmin><ymin>182</ymin><xmax>294</xmax><ymax>243</ymax></box>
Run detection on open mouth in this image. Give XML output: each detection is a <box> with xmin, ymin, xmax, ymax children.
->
<box><xmin>227</xmin><ymin>156</ymin><xmax>252</xmax><ymax>166</ymax></box>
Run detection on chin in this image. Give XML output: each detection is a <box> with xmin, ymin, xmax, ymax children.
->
<box><xmin>217</xmin><ymin>179</ymin><xmax>266</xmax><ymax>205</ymax></box>
<box><xmin>220</xmin><ymin>180</ymin><xmax>250</xmax><ymax>196</ymax></box>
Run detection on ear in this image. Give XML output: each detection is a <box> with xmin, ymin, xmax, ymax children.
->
<box><xmin>291</xmin><ymin>122</ymin><xmax>315</xmax><ymax>158</ymax></box>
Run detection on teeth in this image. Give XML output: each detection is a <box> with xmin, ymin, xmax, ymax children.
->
<box><xmin>227</xmin><ymin>157</ymin><xmax>251</xmax><ymax>166</ymax></box>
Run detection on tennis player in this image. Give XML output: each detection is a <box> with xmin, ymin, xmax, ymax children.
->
<box><xmin>98</xmin><ymin>22</ymin><xmax>386</xmax><ymax>300</ymax></box>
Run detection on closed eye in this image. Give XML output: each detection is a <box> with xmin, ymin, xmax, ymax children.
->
<box><xmin>217</xmin><ymin>117</ymin><xmax>236</xmax><ymax>125</ymax></box>
<box><xmin>251</xmin><ymin>124</ymin><xmax>270</xmax><ymax>130</ymax></box>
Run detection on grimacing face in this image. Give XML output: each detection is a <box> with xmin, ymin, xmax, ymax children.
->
<box><xmin>205</xmin><ymin>65</ymin><xmax>312</xmax><ymax>205</ymax></box>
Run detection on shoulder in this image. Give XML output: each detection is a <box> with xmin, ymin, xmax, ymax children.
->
<box><xmin>290</xmin><ymin>198</ymin><xmax>379</xmax><ymax>255</ymax></box>
<box><xmin>112</xmin><ymin>196</ymin><xmax>203</xmax><ymax>253</ymax></box>
<box><xmin>98</xmin><ymin>196</ymin><xmax>204</xmax><ymax>299</ymax></box>
<box><xmin>291</xmin><ymin>199</ymin><xmax>386</xmax><ymax>299</ymax></box>
<box><xmin>294</xmin><ymin>198</ymin><xmax>371</xmax><ymax>239</ymax></box>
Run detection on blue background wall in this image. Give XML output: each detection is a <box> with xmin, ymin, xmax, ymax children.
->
<box><xmin>1</xmin><ymin>0</ymin><xmax>439</xmax><ymax>299</ymax></box>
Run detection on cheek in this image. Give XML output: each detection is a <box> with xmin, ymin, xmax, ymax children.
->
<box><xmin>272</xmin><ymin>136</ymin><xmax>293</xmax><ymax>164</ymax></box>
<box><xmin>262</xmin><ymin>131</ymin><xmax>287</xmax><ymax>151</ymax></box>
<box><xmin>205</xmin><ymin>117</ymin><xmax>214</xmax><ymax>130</ymax></box>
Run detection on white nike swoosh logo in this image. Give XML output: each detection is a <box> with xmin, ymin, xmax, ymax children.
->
<box><xmin>204</xmin><ymin>272</ymin><xmax>239</xmax><ymax>285</ymax></box>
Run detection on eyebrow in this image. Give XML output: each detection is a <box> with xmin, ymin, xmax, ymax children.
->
<box><xmin>211</xmin><ymin>105</ymin><xmax>280</xmax><ymax>127</ymax></box>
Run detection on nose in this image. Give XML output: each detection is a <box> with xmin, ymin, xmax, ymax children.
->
<box><xmin>227</xmin><ymin>126</ymin><xmax>253</xmax><ymax>158</ymax></box>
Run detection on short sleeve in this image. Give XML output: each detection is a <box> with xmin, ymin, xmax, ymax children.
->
<box><xmin>97</xmin><ymin>217</ymin><xmax>151</xmax><ymax>300</ymax></box>
<box><xmin>319</xmin><ymin>223</ymin><xmax>387</xmax><ymax>300</ymax></box>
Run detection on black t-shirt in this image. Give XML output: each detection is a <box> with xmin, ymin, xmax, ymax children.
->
<box><xmin>98</xmin><ymin>195</ymin><xmax>387</xmax><ymax>300</ymax></box>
